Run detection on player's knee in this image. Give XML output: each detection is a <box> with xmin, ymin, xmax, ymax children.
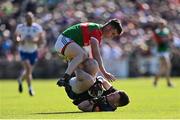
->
<box><xmin>118</xmin><ymin>91</ymin><xmax>130</xmax><ymax>107</ymax></box>
<box><xmin>83</xmin><ymin>59</ymin><xmax>99</xmax><ymax>76</ymax></box>
<box><xmin>91</xmin><ymin>59</ymin><xmax>98</xmax><ymax>67</ymax></box>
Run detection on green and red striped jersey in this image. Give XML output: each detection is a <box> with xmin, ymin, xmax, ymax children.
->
<box><xmin>62</xmin><ymin>22</ymin><xmax>103</xmax><ymax>47</ymax></box>
<box><xmin>153</xmin><ymin>27</ymin><xmax>171</xmax><ymax>52</ymax></box>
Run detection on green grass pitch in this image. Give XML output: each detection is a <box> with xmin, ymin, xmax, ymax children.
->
<box><xmin>0</xmin><ymin>77</ymin><xmax>180</xmax><ymax>119</ymax></box>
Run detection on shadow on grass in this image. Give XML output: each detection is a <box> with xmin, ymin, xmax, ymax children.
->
<box><xmin>34</xmin><ymin>111</ymin><xmax>89</xmax><ymax>115</ymax></box>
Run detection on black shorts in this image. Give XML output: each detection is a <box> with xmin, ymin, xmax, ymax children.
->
<box><xmin>64</xmin><ymin>86</ymin><xmax>78</xmax><ymax>100</ymax></box>
<box><xmin>64</xmin><ymin>86</ymin><xmax>93</xmax><ymax>105</ymax></box>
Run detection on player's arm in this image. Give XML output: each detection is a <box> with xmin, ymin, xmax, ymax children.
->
<box><xmin>90</xmin><ymin>37</ymin><xmax>116</xmax><ymax>81</ymax></box>
<box><xmin>90</xmin><ymin>37</ymin><xmax>104</xmax><ymax>73</ymax></box>
<box><xmin>14</xmin><ymin>32</ymin><xmax>21</xmax><ymax>42</ymax></box>
<box><xmin>14</xmin><ymin>26</ymin><xmax>24</xmax><ymax>45</ymax></box>
<box><xmin>96</xmin><ymin>76</ymin><xmax>118</xmax><ymax>96</ymax></box>
<box><xmin>97</xmin><ymin>76</ymin><xmax>112</xmax><ymax>90</ymax></box>
<box><xmin>33</xmin><ymin>26</ymin><xmax>45</xmax><ymax>47</ymax></box>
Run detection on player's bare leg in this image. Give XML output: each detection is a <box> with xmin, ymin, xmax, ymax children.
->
<box><xmin>164</xmin><ymin>56</ymin><xmax>174</xmax><ymax>87</ymax></box>
<box><xmin>22</xmin><ymin>60</ymin><xmax>35</xmax><ymax>96</ymax></box>
<box><xmin>26</xmin><ymin>69</ymin><xmax>35</xmax><ymax>96</ymax></box>
<box><xmin>153</xmin><ymin>75</ymin><xmax>159</xmax><ymax>87</ymax></box>
<box><xmin>18</xmin><ymin>70</ymin><xmax>25</xmax><ymax>93</ymax></box>
<box><xmin>153</xmin><ymin>57</ymin><xmax>164</xmax><ymax>87</ymax></box>
<box><xmin>70</xmin><ymin>59</ymin><xmax>99</xmax><ymax>93</ymax></box>
<box><xmin>57</xmin><ymin>42</ymin><xmax>88</xmax><ymax>87</ymax></box>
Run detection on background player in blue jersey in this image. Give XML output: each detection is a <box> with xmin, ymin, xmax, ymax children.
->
<box><xmin>15</xmin><ymin>12</ymin><xmax>45</xmax><ymax>96</ymax></box>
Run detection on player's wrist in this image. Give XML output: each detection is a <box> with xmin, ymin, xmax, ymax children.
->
<box><xmin>100</xmin><ymin>67</ymin><xmax>106</xmax><ymax>74</ymax></box>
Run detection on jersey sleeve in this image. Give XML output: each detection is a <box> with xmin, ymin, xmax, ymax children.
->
<box><xmin>35</xmin><ymin>24</ymin><xmax>43</xmax><ymax>33</ymax></box>
<box><xmin>15</xmin><ymin>24</ymin><xmax>23</xmax><ymax>34</ymax></box>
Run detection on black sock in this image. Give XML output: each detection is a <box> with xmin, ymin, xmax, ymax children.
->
<box><xmin>63</xmin><ymin>73</ymin><xmax>71</xmax><ymax>82</ymax></box>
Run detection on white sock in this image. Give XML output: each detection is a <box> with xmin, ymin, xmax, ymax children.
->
<box><xmin>18</xmin><ymin>77</ymin><xmax>22</xmax><ymax>84</ymax></box>
<box><xmin>29</xmin><ymin>86</ymin><xmax>33</xmax><ymax>91</ymax></box>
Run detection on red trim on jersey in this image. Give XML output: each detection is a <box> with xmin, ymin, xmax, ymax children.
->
<box><xmin>61</xmin><ymin>41</ymin><xmax>73</xmax><ymax>55</ymax></box>
<box><xmin>81</xmin><ymin>23</ymin><xmax>89</xmax><ymax>46</ymax></box>
<box><xmin>153</xmin><ymin>32</ymin><xmax>162</xmax><ymax>44</ymax></box>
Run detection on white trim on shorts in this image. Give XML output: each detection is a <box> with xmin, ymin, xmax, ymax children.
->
<box><xmin>157</xmin><ymin>51</ymin><xmax>170</xmax><ymax>59</ymax></box>
<box><xmin>54</xmin><ymin>34</ymin><xmax>72</xmax><ymax>54</ymax></box>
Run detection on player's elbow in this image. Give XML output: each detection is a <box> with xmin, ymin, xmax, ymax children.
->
<box><xmin>78</xmin><ymin>104</ymin><xmax>85</xmax><ymax>111</ymax></box>
<box><xmin>78</xmin><ymin>104</ymin><xmax>91</xmax><ymax>112</ymax></box>
<box><xmin>77</xmin><ymin>101</ymin><xmax>93</xmax><ymax>112</ymax></box>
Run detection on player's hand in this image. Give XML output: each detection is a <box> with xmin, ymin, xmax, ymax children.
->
<box><xmin>103</xmin><ymin>72</ymin><xmax>116</xmax><ymax>82</ymax></box>
<box><xmin>16</xmin><ymin>37</ymin><xmax>25</xmax><ymax>45</ymax></box>
<box><xmin>88</xmin><ymin>81</ymin><xmax>103</xmax><ymax>98</ymax></box>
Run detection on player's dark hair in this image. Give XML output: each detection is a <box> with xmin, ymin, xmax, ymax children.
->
<box><xmin>104</xmin><ymin>19</ymin><xmax>123</xmax><ymax>35</ymax></box>
<box><xmin>118</xmin><ymin>91</ymin><xmax>130</xmax><ymax>107</ymax></box>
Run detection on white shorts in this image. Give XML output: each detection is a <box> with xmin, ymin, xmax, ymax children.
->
<box><xmin>158</xmin><ymin>51</ymin><xmax>170</xmax><ymax>60</ymax></box>
<box><xmin>54</xmin><ymin>34</ymin><xmax>73</xmax><ymax>55</ymax></box>
<box><xmin>69</xmin><ymin>77</ymin><xmax>81</xmax><ymax>94</ymax></box>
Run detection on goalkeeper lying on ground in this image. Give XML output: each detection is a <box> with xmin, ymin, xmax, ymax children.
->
<box><xmin>57</xmin><ymin>58</ymin><xmax>130</xmax><ymax>111</ymax></box>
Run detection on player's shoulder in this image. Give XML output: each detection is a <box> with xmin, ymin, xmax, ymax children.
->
<box><xmin>32</xmin><ymin>22</ymin><xmax>41</xmax><ymax>27</ymax></box>
<box><xmin>88</xmin><ymin>22</ymin><xmax>101</xmax><ymax>28</ymax></box>
<box><xmin>32</xmin><ymin>23</ymin><xmax>43</xmax><ymax>30</ymax></box>
<box><xmin>16</xmin><ymin>23</ymin><xmax>25</xmax><ymax>28</ymax></box>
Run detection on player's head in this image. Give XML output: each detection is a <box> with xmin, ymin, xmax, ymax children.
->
<box><xmin>102</xmin><ymin>19</ymin><xmax>123</xmax><ymax>39</ymax></box>
<box><xmin>157</xmin><ymin>19</ymin><xmax>167</xmax><ymax>28</ymax></box>
<box><xmin>82</xmin><ymin>58</ymin><xmax>99</xmax><ymax>77</ymax></box>
<box><xmin>25</xmin><ymin>12</ymin><xmax>34</xmax><ymax>26</ymax></box>
<box><xmin>109</xmin><ymin>90</ymin><xmax>130</xmax><ymax>107</ymax></box>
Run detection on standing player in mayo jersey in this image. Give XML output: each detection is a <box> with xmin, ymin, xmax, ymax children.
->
<box><xmin>153</xmin><ymin>20</ymin><xmax>174</xmax><ymax>87</ymax></box>
<box><xmin>55</xmin><ymin>19</ymin><xmax>123</xmax><ymax>87</ymax></box>
<box><xmin>15</xmin><ymin>12</ymin><xmax>44</xmax><ymax>96</ymax></box>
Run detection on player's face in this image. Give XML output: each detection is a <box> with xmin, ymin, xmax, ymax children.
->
<box><xmin>103</xmin><ymin>26</ymin><xmax>119</xmax><ymax>39</ymax></box>
<box><xmin>25</xmin><ymin>14</ymin><xmax>33</xmax><ymax>26</ymax></box>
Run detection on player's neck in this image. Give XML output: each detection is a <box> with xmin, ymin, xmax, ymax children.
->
<box><xmin>26</xmin><ymin>23</ymin><xmax>32</xmax><ymax>26</ymax></box>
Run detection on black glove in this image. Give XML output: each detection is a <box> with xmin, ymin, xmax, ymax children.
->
<box><xmin>57</xmin><ymin>73</ymin><xmax>71</xmax><ymax>87</ymax></box>
<box><xmin>88</xmin><ymin>81</ymin><xmax>103</xmax><ymax>98</ymax></box>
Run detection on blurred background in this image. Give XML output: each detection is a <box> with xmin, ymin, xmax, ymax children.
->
<box><xmin>0</xmin><ymin>0</ymin><xmax>179</xmax><ymax>79</ymax></box>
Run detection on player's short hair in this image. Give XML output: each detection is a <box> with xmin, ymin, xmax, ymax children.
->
<box><xmin>104</xmin><ymin>19</ymin><xmax>123</xmax><ymax>35</ymax></box>
<box><xmin>25</xmin><ymin>11</ymin><xmax>34</xmax><ymax>18</ymax></box>
<box><xmin>118</xmin><ymin>91</ymin><xmax>130</xmax><ymax>107</ymax></box>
